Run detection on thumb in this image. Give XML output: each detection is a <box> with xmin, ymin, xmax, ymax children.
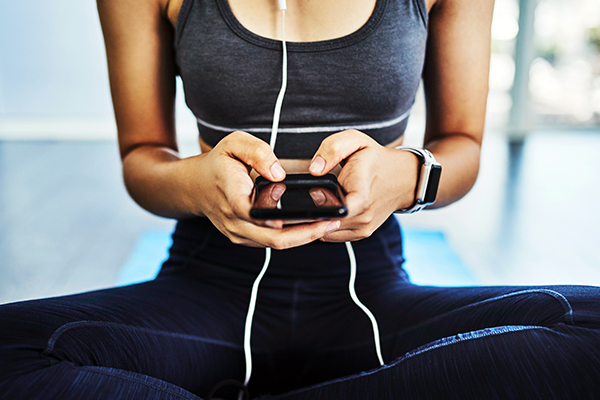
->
<box><xmin>308</xmin><ymin>130</ymin><xmax>372</xmax><ymax>176</ymax></box>
<box><xmin>221</xmin><ymin>131</ymin><xmax>286</xmax><ymax>181</ymax></box>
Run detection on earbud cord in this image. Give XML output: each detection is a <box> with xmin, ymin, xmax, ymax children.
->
<box><xmin>242</xmin><ymin>1</ymin><xmax>383</xmax><ymax>394</ymax></box>
<box><xmin>269</xmin><ymin>7</ymin><xmax>288</xmax><ymax>150</ymax></box>
<box><xmin>345</xmin><ymin>242</ymin><xmax>384</xmax><ymax>366</ymax></box>
<box><xmin>242</xmin><ymin>3</ymin><xmax>288</xmax><ymax>391</ymax></box>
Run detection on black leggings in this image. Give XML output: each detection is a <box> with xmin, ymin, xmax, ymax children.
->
<box><xmin>2</xmin><ymin>217</ymin><xmax>600</xmax><ymax>399</ymax></box>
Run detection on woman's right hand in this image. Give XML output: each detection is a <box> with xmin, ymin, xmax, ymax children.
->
<box><xmin>188</xmin><ymin>131</ymin><xmax>340</xmax><ymax>248</ymax></box>
<box><xmin>98</xmin><ymin>0</ymin><xmax>338</xmax><ymax>248</ymax></box>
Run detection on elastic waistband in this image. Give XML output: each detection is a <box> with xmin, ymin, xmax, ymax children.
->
<box><xmin>162</xmin><ymin>216</ymin><xmax>405</xmax><ymax>281</ymax></box>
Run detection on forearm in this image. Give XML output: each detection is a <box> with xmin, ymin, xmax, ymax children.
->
<box><xmin>122</xmin><ymin>145</ymin><xmax>205</xmax><ymax>219</ymax></box>
<box><xmin>424</xmin><ymin>133</ymin><xmax>482</xmax><ymax>209</ymax></box>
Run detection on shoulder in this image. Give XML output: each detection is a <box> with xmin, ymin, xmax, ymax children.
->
<box><xmin>425</xmin><ymin>0</ymin><xmax>495</xmax><ymax>30</ymax></box>
<box><xmin>96</xmin><ymin>0</ymin><xmax>169</xmax><ymax>23</ymax></box>
<box><xmin>428</xmin><ymin>0</ymin><xmax>495</xmax><ymax>14</ymax></box>
<box><xmin>96</xmin><ymin>0</ymin><xmax>183</xmax><ymax>42</ymax></box>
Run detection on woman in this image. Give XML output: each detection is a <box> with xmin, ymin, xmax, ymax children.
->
<box><xmin>1</xmin><ymin>0</ymin><xmax>599</xmax><ymax>398</ymax></box>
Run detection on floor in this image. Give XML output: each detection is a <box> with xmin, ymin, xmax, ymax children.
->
<box><xmin>400</xmin><ymin>130</ymin><xmax>600</xmax><ymax>286</ymax></box>
<box><xmin>1</xmin><ymin>130</ymin><xmax>600</xmax><ymax>304</ymax></box>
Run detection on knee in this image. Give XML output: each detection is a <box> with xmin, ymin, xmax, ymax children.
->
<box><xmin>547</xmin><ymin>285</ymin><xmax>600</xmax><ymax>327</ymax></box>
<box><xmin>500</xmin><ymin>285</ymin><xmax>600</xmax><ymax>328</ymax></box>
<box><xmin>470</xmin><ymin>288</ymin><xmax>574</xmax><ymax>328</ymax></box>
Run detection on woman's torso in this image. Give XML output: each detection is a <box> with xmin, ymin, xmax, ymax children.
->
<box><xmin>170</xmin><ymin>0</ymin><xmax>429</xmax><ymax>165</ymax></box>
<box><xmin>158</xmin><ymin>0</ymin><xmax>429</xmax><ymax>275</ymax></box>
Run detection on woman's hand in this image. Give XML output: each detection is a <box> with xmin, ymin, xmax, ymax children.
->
<box><xmin>189</xmin><ymin>131</ymin><xmax>340</xmax><ymax>248</ymax></box>
<box><xmin>308</xmin><ymin>130</ymin><xmax>420</xmax><ymax>242</ymax></box>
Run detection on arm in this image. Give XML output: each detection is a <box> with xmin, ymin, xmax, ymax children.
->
<box><xmin>422</xmin><ymin>0</ymin><xmax>494</xmax><ymax>208</ymax></box>
<box><xmin>310</xmin><ymin>0</ymin><xmax>495</xmax><ymax>241</ymax></box>
<box><xmin>97</xmin><ymin>0</ymin><xmax>338</xmax><ymax>248</ymax></box>
<box><xmin>97</xmin><ymin>0</ymin><xmax>188</xmax><ymax>218</ymax></box>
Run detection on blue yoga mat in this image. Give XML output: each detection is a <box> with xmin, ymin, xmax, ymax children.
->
<box><xmin>401</xmin><ymin>229</ymin><xmax>478</xmax><ymax>286</ymax></box>
<box><xmin>117</xmin><ymin>231</ymin><xmax>171</xmax><ymax>286</ymax></box>
<box><xmin>118</xmin><ymin>229</ymin><xmax>478</xmax><ymax>287</ymax></box>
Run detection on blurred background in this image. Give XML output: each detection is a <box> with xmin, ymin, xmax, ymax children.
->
<box><xmin>1</xmin><ymin>0</ymin><xmax>599</xmax><ymax>304</ymax></box>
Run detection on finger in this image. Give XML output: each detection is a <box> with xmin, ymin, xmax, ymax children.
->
<box><xmin>308</xmin><ymin>130</ymin><xmax>375</xmax><ymax>176</ymax></box>
<box><xmin>221</xmin><ymin>131</ymin><xmax>286</xmax><ymax>182</ymax></box>
<box><xmin>320</xmin><ymin>228</ymin><xmax>362</xmax><ymax>243</ymax></box>
<box><xmin>264</xmin><ymin>219</ymin><xmax>284</xmax><ymax>229</ymax></box>
<box><xmin>320</xmin><ymin>219</ymin><xmax>373</xmax><ymax>242</ymax></box>
<box><xmin>220</xmin><ymin>165</ymin><xmax>256</xmax><ymax>219</ymax></box>
<box><xmin>238</xmin><ymin>219</ymin><xmax>341</xmax><ymax>250</ymax></box>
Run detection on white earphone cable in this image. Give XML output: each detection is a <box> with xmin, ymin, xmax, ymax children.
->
<box><xmin>242</xmin><ymin>4</ymin><xmax>383</xmax><ymax>393</ymax></box>
<box><xmin>242</xmin><ymin>247</ymin><xmax>271</xmax><ymax>386</ymax></box>
<box><xmin>242</xmin><ymin>5</ymin><xmax>288</xmax><ymax>389</ymax></box>
<box><xmin>345</xmin><ymin>241</ymin><xmax>384</xmax><ymax>366</ymax></box>
<box><xmin>269</xmin><ymin>10</ymin><xmax>287</xmax><ymax>150</ymax></box>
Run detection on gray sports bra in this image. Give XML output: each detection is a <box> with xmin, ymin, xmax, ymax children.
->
<box><xmin>175</xmin><ymin>0</ymin><xmax>428</xmax><ymax>159</ymax></box>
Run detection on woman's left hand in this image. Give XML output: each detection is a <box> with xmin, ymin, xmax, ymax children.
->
<box><xmin>308</xmin><ymin>129</ymin><xmax>420</xmax><ymax>242</ymax></box>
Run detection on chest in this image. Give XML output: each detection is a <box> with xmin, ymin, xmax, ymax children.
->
<box><xmin>226</xmin><ymin>0</ymin><xmax>377</xmax><ymax>43</ymax></box>
<box><xmin>176</xmin><ymin>0</ymin><xmax>426</xmax><ymax>119</ymax></box>
<box><xmin>174</xmin><ymin>0</ymin><xmax>428</xmax><ymax>157</ymax></box>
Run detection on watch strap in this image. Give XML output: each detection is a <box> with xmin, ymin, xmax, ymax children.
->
<box><xmin>395</xmin><ymin>146</ymin><xmax>442</xmax><ymax>214</ymax></box>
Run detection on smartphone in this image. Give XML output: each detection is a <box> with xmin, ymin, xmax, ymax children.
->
<box><xmin>250</xmin><ymin>174</ymin><xmax>348</xmax><ymax>220</ymax></box>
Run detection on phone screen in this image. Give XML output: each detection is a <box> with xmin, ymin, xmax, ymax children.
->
<box><xmin>250</xmin><ymin>174</ymin><xmax>348</xmax><ymax>220</ymax></box>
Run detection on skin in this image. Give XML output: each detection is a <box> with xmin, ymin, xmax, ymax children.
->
<box><xmin>97</xmin><ymin>0</ymin><xmax>494</xmax><ymax>249</ymax></box>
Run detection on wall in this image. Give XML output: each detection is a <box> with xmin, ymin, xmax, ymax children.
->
<box><xmin>0</xmin><ymin>0</ymin><xmax>197</xmax><ymax>140</ymax></box>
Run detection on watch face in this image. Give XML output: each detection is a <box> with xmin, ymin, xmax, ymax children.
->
<box><xmin>424</xmin><ymin>164</ymin><xmax>442</xmax><ymax>204</ymax></box>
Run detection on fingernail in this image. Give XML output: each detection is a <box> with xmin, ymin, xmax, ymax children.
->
<box><xmin>270</xmin><ymin>162</ymin><xmax>285</xmax><ymax>180</ymax></box>
<box><xmin>326</xmin><ymin>221</ymin><xmax>340</xmax><ymax>233</ymax></box>
<box><xmin>309</xmin><ymin>156</ymin><xmax>326</xmax><ymax>174</ymax></box>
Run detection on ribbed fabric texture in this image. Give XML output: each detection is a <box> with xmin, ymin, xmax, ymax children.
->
<box><xmin>2</xmin><ymin>216</ymin><xmax>600</xmax><ymax>399</ymax></box>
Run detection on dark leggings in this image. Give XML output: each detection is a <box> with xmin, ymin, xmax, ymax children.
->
<box><xmin>2</xmin><ymin>217</ymin><xmax>600</xmax><ymax>399</ymax></box>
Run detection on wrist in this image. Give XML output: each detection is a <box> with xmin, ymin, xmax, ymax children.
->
<box><xmin>394</xmin><ymin>149</ymin><xmax>421</xmax><ymax>211</ymax></box>
<box><xmin>176</xmin><ymin>154</ymin><xmax>210</xmax><ymax>218</ymax></box>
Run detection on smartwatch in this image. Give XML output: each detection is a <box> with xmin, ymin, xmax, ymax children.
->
<box><xmin>395</xmin><ymin>146</ymin><xmax>442</xmax><ymax>213</ymax></box>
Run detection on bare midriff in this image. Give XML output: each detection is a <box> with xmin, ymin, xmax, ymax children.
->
<box><xmin>200</xmin><ymin>136</ymin><xmax>405</xmax><ymax>177</ymax></box>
